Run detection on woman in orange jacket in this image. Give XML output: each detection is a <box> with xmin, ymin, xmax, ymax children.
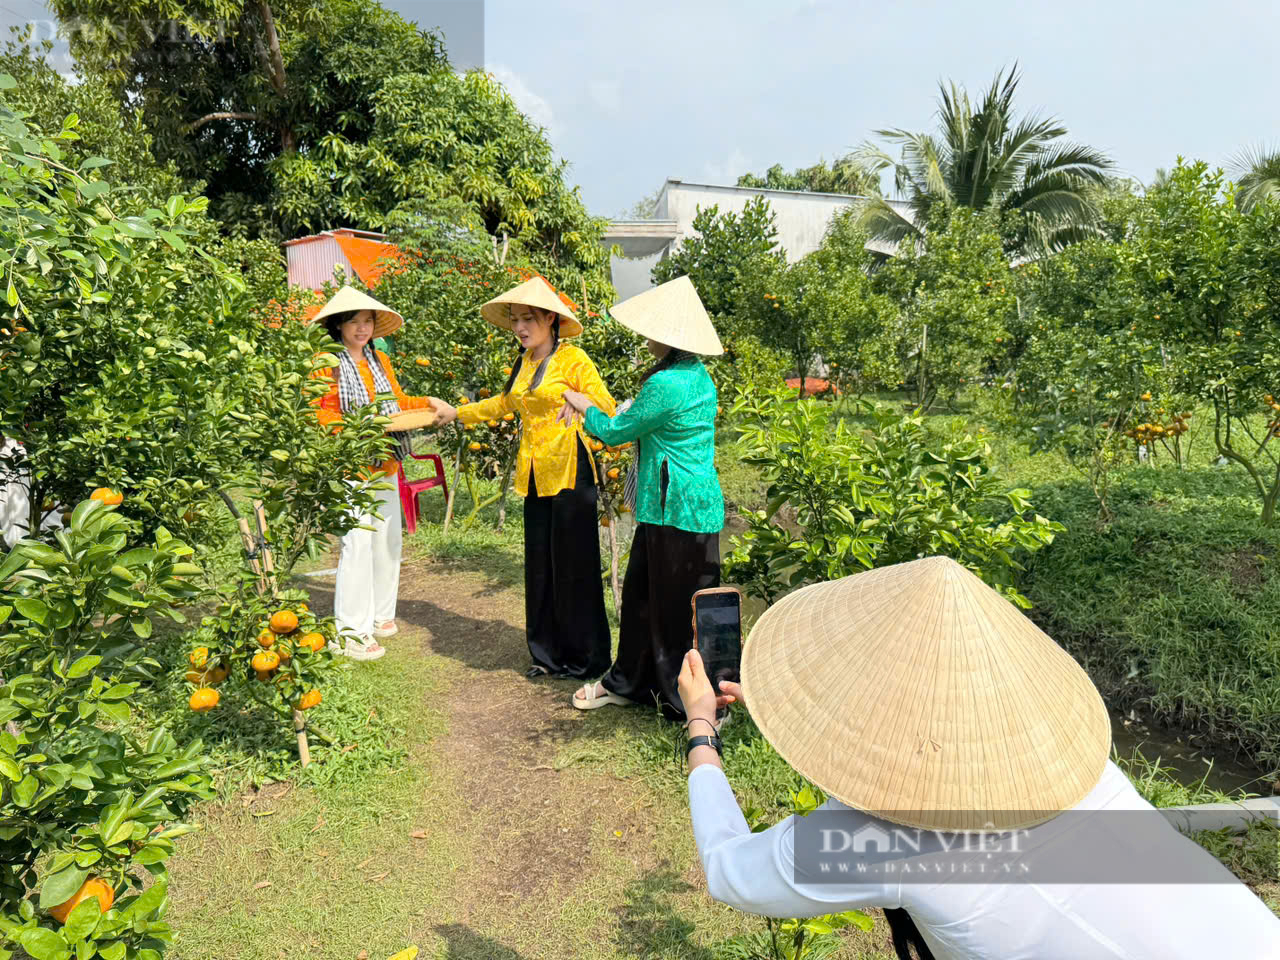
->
<box><xmin>312</xmin><ymin>286</ymin><xmax>437</xmax><ymax>660</ymax></box>
<box><xmin>433</xmin><ymin>277</ymin><xmax>617</xmax><ymax>679</ymax></box>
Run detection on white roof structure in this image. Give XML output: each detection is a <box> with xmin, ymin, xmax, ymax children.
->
<box><xmin>602</xmin><ymin>178</ymin><xmax>914</xmax><ymax>300</ymax></box>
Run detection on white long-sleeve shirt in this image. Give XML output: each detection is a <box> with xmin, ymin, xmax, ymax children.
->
<box><xmin>689</xmin><ymin>761</ymin><xmax>1280</xmax><ymax>959</ymax></box>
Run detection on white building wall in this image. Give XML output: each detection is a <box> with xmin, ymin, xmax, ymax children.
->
<box><xmin>657</xmin><ymin>180</ymin><xmax>863</xmax><ymax>264</ymax></box>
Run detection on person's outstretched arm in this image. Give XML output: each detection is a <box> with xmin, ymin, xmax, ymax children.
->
<box><xmin>679</xmin><ymin>651</ymin><xmax>896</xmax><ymax>918</ymax></box>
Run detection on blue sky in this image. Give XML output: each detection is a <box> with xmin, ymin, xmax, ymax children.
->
<box><xmin>461</xmin><ymin>0</ymin><xmax>1280</xmax><ymax>216</ymax></box>
<box><xmin>5</xmin><ymin>0</ymin><xmax>1279</xmax><ymax>219</ymax></box>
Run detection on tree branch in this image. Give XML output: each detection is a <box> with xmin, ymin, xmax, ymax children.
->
<box><xmin>255</xmin><ymin>0</ymin><xmax>296</xmax><ymax>152</ymax></box>
<box><xmin>257</xmin><ymin>1</ymin><xmax>288</xmax><ymax>97</ymax></box>
<box><xmin>191</xmin><ymin>111</ymin><xmax>260</xmax><ymax>131</ymax></box>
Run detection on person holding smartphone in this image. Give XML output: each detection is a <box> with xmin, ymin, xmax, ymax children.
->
<box><xmin>675</xmin><ymin>557</ymin><xmax>1280</xmax><ymax>960</ymax></box>
<box><xmin>559</xmin><ymin>276</ymin><xmax>725</xmax><ymax>723</ymax></box>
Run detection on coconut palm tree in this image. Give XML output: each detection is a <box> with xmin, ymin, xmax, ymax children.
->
<box><xmin>853</xmin><ymin>66</ymin><xmax>1114</xmax><ymax>255</ymax></box>
<box><xmin>1228</xmin><ymin>145</ymin><xmax>1280</xmax><ymax>212</ymax></box>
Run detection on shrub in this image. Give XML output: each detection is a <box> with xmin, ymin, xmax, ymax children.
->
<box><xmin>724</xmin><ymin>387</ymin><xmax>1062</xmax><ymax>606</ymax></box>
<box><xmin>652</xmin><ymin>197</ymin><xmax>784</xmax><ymax>332</ymax></box>
<box><xmin>0</xmin><ymin>499</ymin><xmax>213</xmax><ymax>959</ymax></box>
<box><xmin>870</xmin><ymin>207</ymin><xmax>1017</xmax><ymax>405</ymax></box>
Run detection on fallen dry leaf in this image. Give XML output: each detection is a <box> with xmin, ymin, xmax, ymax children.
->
<box><xmin>369</xmin><ymin>872</ymin><xmax>388</xmax><ymax>883</ymax></box>
<box><xmin>409</xmin><ymin>830</ymin><xmax>427</xmax><ymax>840</ymax></box>
<box><xmin>357</xmin><ymin>952</ymin><xmax>368</xmax><ymax>960</ymax></box>
<box><xmin>253</xmin><ymin>881</ymin><xmax>271</xmax><ymax>890</ymax></box>
<box><xmin>342</xmin><ymin>744</ymin><xmax>357</xmax><ymax>754</ymax></box>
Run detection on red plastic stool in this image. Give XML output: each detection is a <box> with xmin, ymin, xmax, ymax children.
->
<box><xmin>398</xmin><ymin>452</ymin><xmax>448</xmax><ymax>534</ymax></box>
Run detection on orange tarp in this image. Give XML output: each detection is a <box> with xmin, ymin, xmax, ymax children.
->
<box><xmin>333</xmin><ymin>233</ymin><xmax>404</xmax><ymax>289</ymax></box>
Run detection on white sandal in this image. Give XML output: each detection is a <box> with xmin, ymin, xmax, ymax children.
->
<box><xmin>572</xmin><ymin>682</ymin><xmax>633</xmax><ymax>711</ymax></box>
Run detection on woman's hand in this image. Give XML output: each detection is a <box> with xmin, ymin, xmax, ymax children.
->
<box><xmin>678</xmin><ymin>649</ymin><xmax>722</xmax><ymax>727</ymax></box>
<box><xmin>431</xmin><ymin>398</ymin><xmax>458</xmax><ymax>426</ymax></box>
<box><xmin>562</xmin><ymin>389</ymin><xmax>595</xmax><ymax>414</ymax></box>
<box><xmin>555</xmin><ymin>402</ymin><xmax>579</xmax><ymax>428</ymax></box>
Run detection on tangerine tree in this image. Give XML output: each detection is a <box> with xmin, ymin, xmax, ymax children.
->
<box><xmin>0</xmin><ymin>498</ymin><xmax>213</xmax><ymax>959</ymax></box>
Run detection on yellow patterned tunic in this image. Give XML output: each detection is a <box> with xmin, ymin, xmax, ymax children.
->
<box><xmin>457</xmin><ymin>343</ymin><xmax>616</xmax><ymax>497</ymax></box>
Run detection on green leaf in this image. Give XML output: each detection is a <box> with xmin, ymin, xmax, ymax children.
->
<box><xmin>39</xmin><ymin>864</ymin><xmax>89</xmax><ymax>910</ymax></box>
<box><xmin>14</xmin><ymin>598</ymin><xmax>48</xmax><ymax>624</ymax></box>
<box><xmin>66</xmin><ymin>655</ymin><xmax>101</xmax><ymax>679</ymax></box>
<box><xmin>62</xmin><ymin>895</ymin><xmax>102</xmax><ymax>942</ymax></box>
<box><xmin>148</xmin><ymin>757</ymin><xmax>203</xmax><ymax>779</ymax></box>
<box><xmin>130</xmin><ymin>617</ymin><xmax>152</xmax><ymax>639</ymax></box>
<box><xmin>123</xmin><ymin>879</ymin><xmax>166</xmax><ymax>920</ymax></box>
<box><xmin>0</xmin><ymin>74</ymin><xmax>16</xmax><ymax>90</ymax></box>
<box><xmin>97</xmin><ymin>701</ymin><xmax>130</xmax><ymax>723</ymax></box>
<box><xmin>100</xmin><ymin>684</ymin><xmax>133</xmax><ymax>701</ymax></box>
<box><xmin>0</xmin><ymin>756</ymin><xmax>20</xmax><ymax>782</ymax></box>
<box><xmin>18</xmin><ymin>927</ymin><xmax>66</xmax><ymax>960</ymax></box>
<box><xmin>98</xmin><ymin>944</ymin><xmax>126</xmax><ymax>960</ymax></box>
<box><xmin>159</xmin><ymin>230</ymin><xmax>187</xmax><ymax>253</ymax></box>
<box><xmin>12</xmin><ymin>773</ymin><xmax>38</xmax><ymax>806</ymax></box>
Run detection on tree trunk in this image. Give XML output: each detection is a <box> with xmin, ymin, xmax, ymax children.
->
<box><xmin>255</xmin><ymin>0</ymin><xmax>296</xmax><ymax>152</ymax></box>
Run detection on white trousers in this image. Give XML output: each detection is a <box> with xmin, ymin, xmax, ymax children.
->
<box><xmin>334</xmin><ymin>482</ymin><xmax>402</xmax><ymax>639</ymax></box>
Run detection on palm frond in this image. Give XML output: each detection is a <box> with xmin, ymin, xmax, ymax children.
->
<box><xmin>856</xmin><ymin>196</ymin><xmax>922</xmax><ymax>250</ymax></box>
<box><xmin>1228</xmin><ymin>144</ymin><xmax>1280</xmax><ymax>212</ymax></box>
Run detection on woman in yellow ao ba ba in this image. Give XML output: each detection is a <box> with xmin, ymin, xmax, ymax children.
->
<box><xmin>433</xmin><ymin>277</ymin><xmax>616</xmax><ymax>680</ymax></box>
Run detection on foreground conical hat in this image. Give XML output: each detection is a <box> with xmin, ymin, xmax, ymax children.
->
<box><xmin>480</xmin><ymin>276</ymin><xmax>583</xmax><ymax>338</ymax></box>
<box><xmin>311</xmin><ymin>284</ymin><xmax>404</xmax><ymax>338</ymax></box>
<box><xmin>610</xmin><ymin>275</ymin><xmax>723</xmax><ymax>356</ymax></box>
<box><xmin>740</xmin><ymin>556</ymin><xmax>1111</xmax><ymax>831</ymax></box>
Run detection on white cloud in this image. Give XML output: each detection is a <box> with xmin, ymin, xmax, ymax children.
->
<box><xmin>487</xmin><ymin>64</ymin><xmax>558</xmax><ymax>138</ymax></box>
<box><xmin>702</xmin><ymin>147</ymin><xmax>752</xmax><ymax>185</ymax></box>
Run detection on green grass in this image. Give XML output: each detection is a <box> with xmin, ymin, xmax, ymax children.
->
<box><xmin>138</xmin><ymin>405</ymin><xmax>1280</xmax><ymax>960</ymax></box>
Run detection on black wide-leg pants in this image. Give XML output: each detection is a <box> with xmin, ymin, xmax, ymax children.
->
<box><xmin>522</xmin><ymin>441</ymin><xmax>612</xmax><ymax>678</ymax></box>
<box><xmin>603</xmin><ymin>521</ymin><xmax>720</xmax><ymax>720</ymax></box>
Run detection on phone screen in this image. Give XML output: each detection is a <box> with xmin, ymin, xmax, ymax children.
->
<box><xmin>694</xmin><ymin>591</ymin><xmax>742</xmax><ymax>692</ymax></box>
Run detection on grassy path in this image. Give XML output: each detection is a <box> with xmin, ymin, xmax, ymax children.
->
<box><xmin>162</xmin><ymin>553</ymin><xmax>897</xmax><ymax>959</ymax></box>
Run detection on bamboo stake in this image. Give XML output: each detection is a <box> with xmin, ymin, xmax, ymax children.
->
<box><xmin>442</xmin><ymin>441</ymin><xmax>463</xmax><ymax>534</ymax></box>
<box><xmin>293</xmin><ymin>709</ymin><xmax>311</xmax><ymax>766</ymax></box>
<box><xmin>590</xmin><ymin>448</ymin><xmax>622</xmax><ymax>615</ymax></box>
<box><xmin>251</xmin><ymin>501</ymin><xmax>312</xmax><ymax>768</ymax></box>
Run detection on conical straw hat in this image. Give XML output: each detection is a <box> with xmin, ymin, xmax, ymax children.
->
<box><xmin>312</xmin><ymin>284</ymin><xmax>404</xmax><ymax>338</ymax></box>
<box><xmin>609</xmin><ymin>275</ymin><xmax>723</xmax><ymax>356</ymax></box>
<box><xmin>481</xmin><ymin>276</ymin><xmax>583</xmax><ymax>338</ymax></box>
<box><xmin>740</xmin><ymin>556</ymin><xmax>1111</xmax><ymax>831</ymax></box>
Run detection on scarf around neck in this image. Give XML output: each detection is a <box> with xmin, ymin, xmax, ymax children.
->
<box><xmin>336</xmin><ymin>344</ymin><xmax>412</xmax><ymax>461</ymax></box>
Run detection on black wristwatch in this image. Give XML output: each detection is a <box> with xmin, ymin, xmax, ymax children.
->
<box><xmin>687</xmin><ymin>734</ymin><xmax>722</xmax><ymax>757</ymax></box>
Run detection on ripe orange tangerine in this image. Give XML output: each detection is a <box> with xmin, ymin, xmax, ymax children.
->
<box><xmin>269</xmin><ymin>610</ymin><xmax>298</xmax><ymax>634</ymax></box>
<box><xmin>90</xmin><ymin>488</ymin><xmax>123</xmax><ymax>506</ymax></box>
<box><xmin>252</xmin><ymin>650</ymin><xmax>281</xmax><ymax>672</ymax></box>
<box><xmin>189</xmin><ymin>688</ymin><xmax>220</xmax><ymax>712</ymax></box>
<box><xmin>297</xmin><ymin>690</ymin><xmax>322</xmax><ymax>710</ymax></box>
<box><xmin>48</xmin><ymin>877</ymin><xmax>114</xmax><ymax>924</ymax></box>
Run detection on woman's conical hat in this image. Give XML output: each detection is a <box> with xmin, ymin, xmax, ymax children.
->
<box><xmin>740</xmin><ymin>556</ymin><xmax>1111</xmax><ymax>831</ymax></box>
<box><xmin>481</xmin><ymin>276</ymin><xmax>583</xmax><ymax>338</ymax></box>
<box><xmin>609</xmin><ymin>275</ymin><xmax>723</xmax><ymax>356</ymax></box>
<box><xmin>312</xmin><ymin>284</ymin><xmax>404</xmax><ymax>338</ymax></box>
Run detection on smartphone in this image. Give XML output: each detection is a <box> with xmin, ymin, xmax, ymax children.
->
<box><xmin>691</xmin><ymin>587</ymin><xmax>743</xmax><ymax>694</ymax></box>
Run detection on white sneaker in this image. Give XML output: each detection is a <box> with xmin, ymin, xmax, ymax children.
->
<box><xmin>337</xmin><ymin>636</ymin><xmax>386</xmax><ymax>661</ymax></box>
<box><xmin>372</xmin><ymin>620</ymin><xmax>398</xmax><ymax>639</ymax></box>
